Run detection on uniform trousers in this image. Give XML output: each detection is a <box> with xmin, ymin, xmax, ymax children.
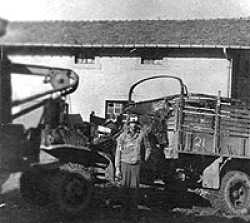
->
<box><xmin>120</xmin><ymin>161</ymin><xmax>140</xmax><ymax>216</ymax></box>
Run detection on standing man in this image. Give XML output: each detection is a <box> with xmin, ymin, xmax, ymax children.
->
<box><xmin>115</xmin><ymin>115</ymin><xmax>151</xmax><ymax>220</ymax></box>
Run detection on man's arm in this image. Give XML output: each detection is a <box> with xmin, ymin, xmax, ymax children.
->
<box><xmin>115</xmin><ymin>134</ymin><xmax>123</xmax><ymax>169</ymax></box>
<box><xmin>143</xmin><ymin>135</ymin><xmax>151</xmax><ymax>161</ymax></box>
<box><xmin>141</xmin><ymin>125</ymin><xmax>152</xmax><ymax>161</ymax></box>
<box><xmin>115</xmin><ymin>133</ymin><xmax>124</xmax><ymax>179</ymax></box>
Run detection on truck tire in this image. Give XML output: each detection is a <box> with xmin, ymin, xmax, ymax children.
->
<box><xmin>54</xmin><ymin>163</ymin><xmax>93</xmax><ymax>216</ymax></box>
<box><xmin>20</xmin><ymin>167</ymin><xmax>50</xmax><ymax>206</ymax></box>
<box><xmin>213</xmin><ymin>171</ymin><xmax>250</xmax><ymax>215</ymax></box>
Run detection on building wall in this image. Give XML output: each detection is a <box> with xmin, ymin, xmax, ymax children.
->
<box><xmin>9</xmin><ymin>55</ymin><xmax>230</xmax><ymax>127</ymax></box>
<box><xmin>231</xmin><ymin>52</ymin><xmax>250</xmax><ymax>104</ymax></box>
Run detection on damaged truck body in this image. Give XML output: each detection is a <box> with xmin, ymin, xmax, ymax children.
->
<box><xmin>126</xmin><ymin>75</ymin><xmax>250</xmax><ymax>215</ymax></box>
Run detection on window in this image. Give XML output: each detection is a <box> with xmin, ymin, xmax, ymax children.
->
<box><xmin>105</xmin><ymin>100</ymin><xmax>128</xmax><ymax>119</ymax></box>
<box><xmin>141</xmin><ymin>58</ymin><xmax>163</xmax><ymax>65</ymax></box>
<box><xmin>107</xmin><ymin>103</ymin><xmax>114</xmax><ymax>115</ymax></box>
<box><xmin>75</xmin><ymin>53</ymin><xmax>95</xmax><ymax>64</ymax></box>
<box><xmin>136</xmin><ymin>57</ymin><xmax>167</xmax><ymax>70</ymax></box>
<box><xmin>114</xmin><ymin>103</ymin><xmax>122</xmax><ymax>114</ymax></box>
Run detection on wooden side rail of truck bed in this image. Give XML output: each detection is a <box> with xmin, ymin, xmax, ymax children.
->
<box><xmin>180</xmin><ymin>93</ymin><xmax>250</xmax><ymax>159</ymax></box>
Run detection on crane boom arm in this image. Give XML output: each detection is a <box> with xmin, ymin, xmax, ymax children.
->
<box><xmin>10</xmin><ymin>63</ymin><xmax>79</xmax><ymax>120</ymax></box>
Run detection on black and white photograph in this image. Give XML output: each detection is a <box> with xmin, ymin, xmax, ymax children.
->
<box><xmin>1</xmin><ymin>0</ymin><xmax>250</xmax><ymax>222</ymax></box>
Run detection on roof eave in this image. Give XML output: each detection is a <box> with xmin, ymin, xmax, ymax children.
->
<box><xmin>0</xmin><ymin>42</ymin><xmax>249</xmax><ymax>50</ymax></box>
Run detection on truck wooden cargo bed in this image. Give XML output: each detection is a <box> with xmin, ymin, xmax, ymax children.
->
<box><xmin>130</xmin><ymin>93</ymin><xmax>250</xmax><ymax>159</ymax></box>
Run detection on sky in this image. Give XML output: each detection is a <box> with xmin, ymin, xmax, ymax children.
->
<box><xmin>1</xmin><ymin>0</ymin><xmax>250</xmax><ymax>21</ymax></box>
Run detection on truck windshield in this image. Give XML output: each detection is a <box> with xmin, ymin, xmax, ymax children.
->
<box><xmin>130</xmin><ymin>76</ymin><xmax>184</xmax><ymax>103</ymax></box>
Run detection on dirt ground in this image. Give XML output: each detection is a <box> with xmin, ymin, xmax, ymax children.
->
<box><xmin>0</xmin><ymin>171</ymin><xmax>249</xmax><ymax>223</ymax></box>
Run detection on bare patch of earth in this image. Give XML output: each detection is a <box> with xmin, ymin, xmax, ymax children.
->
<box><xmin>0</xmin><ymin>171</ymin><xmax>249</xmax><ymax>223</ymax></box>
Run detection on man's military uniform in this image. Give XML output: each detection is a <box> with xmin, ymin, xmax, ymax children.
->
<box><xmin>115</xmin><ymin>124</ymin><xmax>151</xmax><ymax>217</ymax></box>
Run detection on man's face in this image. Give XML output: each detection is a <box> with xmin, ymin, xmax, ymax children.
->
<box><xmin>128</xmin><ymin>122</ymin><xmax>139</xmax><ymax>134</ymax></box>
<box><xmin>129</xmin><ymin>122</ymin><xmax>136</xmax><ymax>130</ymax></box>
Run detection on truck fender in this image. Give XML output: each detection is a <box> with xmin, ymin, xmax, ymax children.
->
<box><xmin>202</xmin><ymin>157</ymin><xmax>223</xmax><ymax>189</ymax></box>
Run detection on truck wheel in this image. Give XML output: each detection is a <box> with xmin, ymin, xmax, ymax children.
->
<box><xmin>20</xmin><ymin>167</ymin><xmax>50</xmax><ymax>206</ymax></box>
<box><xmin>215</xmin><ymin>171</ymin><xmax>250</xmax><ymax>215</ymax></box>
<box><xmin>55</xmin><ymin>163</ymin><xmax>93</xmax><ymax>216</ymax></box>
